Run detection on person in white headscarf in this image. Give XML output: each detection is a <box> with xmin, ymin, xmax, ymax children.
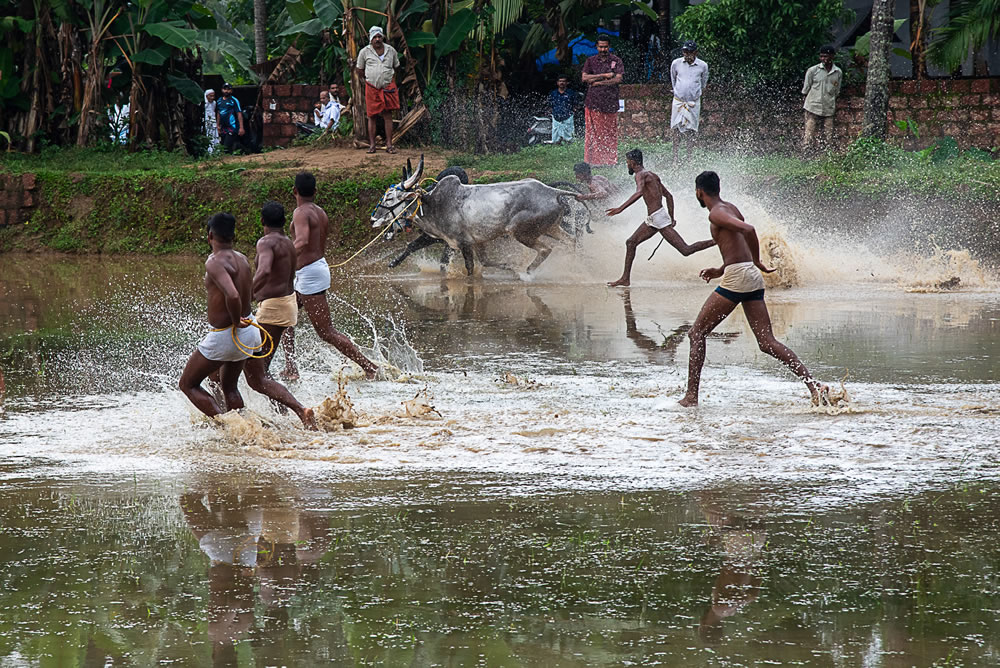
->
<box><xmin>204</xmin><ymin>89</ymin><xmax>220</xmax><ymax>154</ymax></box>
<box><xmin>355</xmin><ymin>25</ymin><xmax>400</xmax><ymax>153</ymax></box>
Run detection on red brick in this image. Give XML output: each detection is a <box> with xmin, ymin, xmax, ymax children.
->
<box><xmin>971</xmin><ymin>79</ymin><xmax>990</xmax><ymax>93</ymax></box>
<box><xmin>909</xmin><ymin>97</ymin><xmax>927</xmax><ymax>109</ymax></box>
<box><xmin>950</xmin><ymin>79</ymin><xmax>971</xmax><ymax>93</ymax></box>
<box><xmin>631</xmin><ymin>112</ymin><xmax>648</xmax><ymax>125</ymax></box>
<box><xmin>21</xmin><ymin>173</ymin><xmax>36</xmax><ymax>190</ymax></box>
<box><xmin>993</xmin><ymin>108</ymin><xmax>1000</xmax><ymax>121</ymax></box>
<box><xmin>271</xmin><ymin>111</ymin><xmax>291</xmax><ymax>124</ymax></box>
<box><xmin>920</xmin><ymin>79</ymin><xmax>938</xmax><ymax>93</ymax></box>
<box><xmin>889</xmin><ymin>96</ymin><xmax>906</xmax><ymax>109</ymax></box>
<box><xmin>22</xmin><ymin>192</ymin><xmax>34</xmax><ymax>207</ymax></box>
<box><xmin>960</xmin><ymin>94</ymin><xmax>982</xmax><ymax>106</ymax></box>
<box><xmin>303</xmin><ymin>85</ymin><xmax>320</xmax><ymax>99</ymax></box>
<box><xmin>280</xmin><ymin>124</ymin><xmax>297</xmax><ymax>137</ymax></box>
<box><xmin>971</xmin><ymin>109</ymin><xmax>989</xmax><ymax>122</ymax></box>
<box><xmin>916</xmin><ymin>109</ymin><xmax>937</xmax><ymax>122</ymax></box>
<box><xmin>0</xmin><ymin>210</ymin><xmax>6</xmax><ymax>225</ymax></box>
<box><xmin>983</xmin><ymin>94</ymin><xmax>1000</xmax><ymax>106</ymax></box>
<box><xmin>899</xmin><ymin>80</ymin><xmax>918</xmax><ymax>94</ymax></box>
<box><xmin>941</xmin><ymin>122</ymin><xmax>962</xmax><ymax>135</ymax></box>
<box><xmin>850</xmin><ymin>97</ymin><xmax>865</xmax><ymax>109</ymax></box>
<box><xmin>274</xmin><ymin>85</ymin><xmax>291</xmax><ymax>96</ymax></box>
<box><xmin>262</xmin><ymin>125</ymin><xmax>281</xmax><ymax>138</ymax></box>
<box><xmin>261</xmin><ymin>85</ymin><xmax>273</xmax><ymax>96</ymax></box>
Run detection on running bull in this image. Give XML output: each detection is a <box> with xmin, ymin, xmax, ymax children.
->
<box><xmin>371</xmin><ymin>156</ymin><xmax>581</xmax><ymax>276</ymax></box>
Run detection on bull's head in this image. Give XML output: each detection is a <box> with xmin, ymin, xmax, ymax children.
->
<box><xmin>371</xmin><ymin>155</ymin><xmax>425</xmax><ymax>228</ymax></box>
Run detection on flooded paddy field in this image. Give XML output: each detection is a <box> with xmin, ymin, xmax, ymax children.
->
<box><xmin>1</xmin><ymin>203</ymin><xmax>999</xmax><ymax>666</ymax></box>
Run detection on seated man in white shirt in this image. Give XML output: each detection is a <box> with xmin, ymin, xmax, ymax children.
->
<box><xmin>311</xmin><ymin>91</ymin><xmax>340</xmax><ymax>135</ymax></box>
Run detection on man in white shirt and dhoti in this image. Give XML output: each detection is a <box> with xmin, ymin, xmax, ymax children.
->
<box><xmin>670</xmin><ymin>41</ymin><xmax>709</xmax><ymax>164</ymax></box>
<box><xmin>801</xmin><ymin>45</ymin><xmax>843</xmax><ymax>151</ymax></box>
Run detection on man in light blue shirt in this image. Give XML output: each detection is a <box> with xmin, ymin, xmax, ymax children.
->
<box><xmin>670</xmin><ymin>41</ymin><xmax>709</xmax><ymax>163</ymax></box>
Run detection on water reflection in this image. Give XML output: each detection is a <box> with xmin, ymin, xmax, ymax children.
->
<box><xmin>181</xmin><ymin>482</ymin><xmax>332</xmax><ymax>667</ymax></box>
<box><xmin>697</xmin><ymin>492</ymin><xmax>765</xmax><ymax>643</ymax></box>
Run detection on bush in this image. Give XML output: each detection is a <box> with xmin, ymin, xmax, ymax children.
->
<box><xmin>673</xmin><ymin>0</ymin><xmax>852</xmax><ymax>89</ymax></box>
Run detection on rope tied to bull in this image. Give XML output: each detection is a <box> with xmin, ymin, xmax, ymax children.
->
<box><xmin>328</xmin><ymin>181</ymin><xmax>432</xmax><ymax>269</ymax></box>
<box><xmin>211</xmin><ymin>318</ymin><xmax>275</xmax><ymax>359</ymax></box>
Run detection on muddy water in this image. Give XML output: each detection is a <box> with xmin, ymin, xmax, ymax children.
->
<box><xmin>1</xmin><ymin>239</ymin><xmax>999</xmax><ymax>665</ymax></box>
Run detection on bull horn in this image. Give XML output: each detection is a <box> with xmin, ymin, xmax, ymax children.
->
<box><xmin>403</xmin><ymin>154</ymin><xmax>424</xmax><ymax>190</ymax></box>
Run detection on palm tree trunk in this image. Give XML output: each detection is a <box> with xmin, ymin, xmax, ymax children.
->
<box><xmin>76</xmin><ymin>42</ymin><xmax>104</xmax><ymax>146</ymax></box>
<box><xmin>254</xmin><ymin>0</ymin><xmax>267</xmax><ymax>65</ymax></box>
<box><xmin>862</xmin><ymin>0</ymin><xmax>894</xmax><ymax>139</ymax></box>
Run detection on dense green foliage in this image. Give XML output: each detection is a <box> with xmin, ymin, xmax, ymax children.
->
<box><xmin>672</xmin><ymin>0</ymin><xmax>852</xmax><ymax>88</ymax></box>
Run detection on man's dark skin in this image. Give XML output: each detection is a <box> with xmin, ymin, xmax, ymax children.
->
<box><xmin>216</xmin><ymin>85</ymin><xmax>245</xmax><ymax>138</ymax></box>
<box><xmin>356</xmin><ymin>31</ymin><xmax>395</xmax><ymax>154</ymax></box>
<box><xmin>281</xmin><ymin>186</ymin><xmax>378</xmax><ymax>381</ymax></box>
<box><xmin>580</xmin><ymin>39</ymin><xmax>622</xmax><ymax>88</ymax></box>
<box><xmin>243</xmin><ymin>217</ymin><xmax>317</xmax><ymax>430</ymax></box>
<box><xmin>607</xmin><ymin>152</ymin><xmax>715</xmax><ymax>287</ymax></box>
<box><xmin>574</xmin><ymin>171</ymin><xmax>616</xmax><ymax>202</ymax></box>
<box><xmin>679</xmin><ymin>174</ymin><xmax>827</xmax><ymax>407</ymax></box>
<box><xmin>179</xmin><ymin>226</ymin><xmax>254</xmax><ymax>417</ymax></box>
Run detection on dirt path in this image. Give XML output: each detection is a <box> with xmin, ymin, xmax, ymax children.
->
<box><xmin>207</xmin><ymin>142</ymin><xmax>452</xmax><ymax>178</ymax></box>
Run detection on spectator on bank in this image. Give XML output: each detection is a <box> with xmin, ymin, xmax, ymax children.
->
<box><xmin>548</xmin><ymin>75</ymin><xmax>580</xmax><ymax>144</ymax></box>
<box><xmin>313</xmin><ymin>90</ymin><xmax>340</xmax><ymax>134</ymax></box>
<box><xmin>670</xmin><ymin>41</ymin><xmax>709</xmax><ymax>164</ymax></box>
<box><xmin>355</xmin><ymin>26</ymin><xmax>401</xmax><ymax>154</ymax></box>
<box><xmin>581</xmin><ymin>35</ymin><xmax>624</xmax><ymax>166</ymax></box>
<box><xmin>203</xmin><ymin>89</ymin><xmax>220</xmax><ymax>153</ymax></box>
<box><xmin>216</xmin><ymin>83</ymin><xmax>245</xmax><ymax>153</ymax></box>
<box><xmin>801</xmin><ymin>45</ymin><xmax>843</xmax><ymax>151</ymax></box>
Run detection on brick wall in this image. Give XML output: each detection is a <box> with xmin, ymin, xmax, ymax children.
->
<box><xmin>620</xmin><ymin>77</ymin><xmax>1000</xmax><ymax>151</ymax></box>
<box><xmin>0</xmin><ymin>173</ymin><xmax>37</xmax><ymax>227</ymax></box>
<box><xmin>260</xmin><ymin>84</ymin><xmax>323</xmax><ymax>147</ymax></box>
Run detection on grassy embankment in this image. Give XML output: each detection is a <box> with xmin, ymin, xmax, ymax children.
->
<box><xmin>0</xmin><ymin>147</ymin><xmax>401</xmax><ymax>255</ymax></box>
<box><xmin>453</xmin><ymin>139</ymin><xmax>1000</xmax><ymax>202</ymax></box>
<box><xmin>3</xmin><ymin>138</ymin><xmax>998</xmax><ymax>256</ymax></box>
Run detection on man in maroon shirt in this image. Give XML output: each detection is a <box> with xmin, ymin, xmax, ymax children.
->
<box><xmin>581</xmin><ymin>35</ymin><xmax>624</xmax><ymax>166</ymax></box>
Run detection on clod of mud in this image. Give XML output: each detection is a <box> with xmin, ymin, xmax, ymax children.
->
<box><xmin>313</xmin><ymin>378</ymin><xmax>359</xmax><ymax>431</ymax></box>
<box><xmin>400</xmin><ymin>387</ymin><xmax>441</xmax><ymax>419</ymax></box>
<box><xmin>498</xmin><ymin>372</ymin><xmax>542</xmax><ymax>389</ymax></box>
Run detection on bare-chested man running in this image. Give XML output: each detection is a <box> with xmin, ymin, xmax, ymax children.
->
<box><xmin>607</xmin><ymin>148</ymin><xmax>715</xmax><ymax>287</ymax></box>
<box><xmin>679</xmin><ymin>171</ymin><xmax>827</xmax><ymax>407</ymax></box>
<box><xmin>240</xmin><ymin>202</ymin><xmax>317</xmax><ymax>429</ymax></box>
<box><xmin>281</xmin><ymin>172</ymin><xmax>377</xmax><ymax>380</ymax></box>
<box><xmin>179</xmin><ymin>213</ymin><xmax>261</xmax><ymax>418</ymax></box>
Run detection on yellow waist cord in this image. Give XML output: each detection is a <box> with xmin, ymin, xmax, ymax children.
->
<box><xmin>211</xmin><ymin>318</ymin><xmax>275</xmax><ymax>359</ymax></box>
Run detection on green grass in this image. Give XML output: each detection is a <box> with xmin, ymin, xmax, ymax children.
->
<box><xmin>0</xmin><ymin>145</ymin><xmax>212</xmax><ymax>175</ymax></box>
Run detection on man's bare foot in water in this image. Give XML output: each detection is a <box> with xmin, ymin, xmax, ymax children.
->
<box><xmin>678</xmin><ymin>393</ymin><xmax>699</xmax><ymax>407</ymax></box>
<box><xmin>808</xmin><ymin>380</ymin><xmax>831</xmax><ymax>406</ymax></box>
<box><xmin>363</xmin><ymin>365</ymin><xmax>378</xmax><ymax>381</ymax></box>
<box><xmin>280</xmin><ymin>364</ymin><xmax>299</xmax><ymax>382</ymax></box>
<box><xmin>608</xmin><ymin>277</ymin><xmax>630</xmax><ymax>287</ymax></box>
<box><xmin>298</xmin><ymin>407</ymin><xmax>318</xmax><ymax>430</ymax></box>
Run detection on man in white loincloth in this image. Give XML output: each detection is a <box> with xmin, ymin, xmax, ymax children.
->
<box><xmin>607</xmin><ymin>148</ymin><xmax>716</xmax><ymax>287</ymax></box>
<box><xmin>179</xmin><ymin>213</ymin><xmax>261</xmax><ymax>418</ymax></box>
<box><xmin>279</xmin><ymin>172</ymin><xmax>378</xmax><ymax>381</ymax></box>
<box><xmin>670</xmin><ymin>41</ymin><xmax>709</xmax><ymax>164</ymax></box>
<box><xmin>679</xmin><ymin>171</ymin><xmax>828</xmax><ymax>407</ymax></box>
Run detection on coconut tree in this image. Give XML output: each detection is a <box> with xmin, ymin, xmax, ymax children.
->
<box><xmin>927</xmin><ymin>0</ymin><xmax>1000</xmax><ymax>72</ymax></box>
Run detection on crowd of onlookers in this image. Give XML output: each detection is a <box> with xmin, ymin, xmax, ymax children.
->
<box><xmin>201</xmin><ymin>28</ymin><xmax>844</xmax><ymax>159</ymax></box>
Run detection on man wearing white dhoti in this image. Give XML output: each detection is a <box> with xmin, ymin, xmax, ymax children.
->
<box><xmin>670</xmin><ymin>41</ymin><xmax>709</xmax><ymax>164</ymax></box>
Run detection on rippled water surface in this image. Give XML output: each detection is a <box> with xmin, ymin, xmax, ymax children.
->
<box><xmin>1</xmin><ymin>247</ymin><xmax>999</xmax><ymax>666</ymax></box>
